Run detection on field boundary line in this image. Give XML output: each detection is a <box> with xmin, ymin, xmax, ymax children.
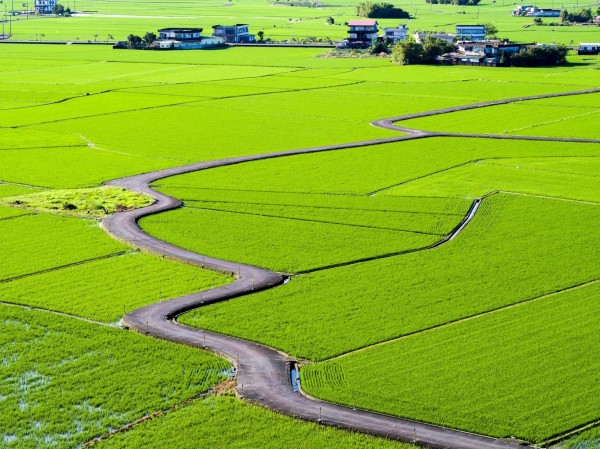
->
<box><xmin>183</xmin><ymin>203</ymin><xmax>444</xmax><ymax>236</ymax></box>
<box><xmin>0</xmin><ymin>212</ymin><xmax>36</xmax><ymax>222</ymax></box>
<box><xmin>0</xmin><ymin>300</ymin><xmax>116</xmax><ymax>327</ymax></box>
<box><xmin>319</xmin><ymin>278</ymin><xmax>600</xmax><ymax>363</ymax></box>
<box><xmin>79</xmin><ymin>388</ymin><xmax>227</xmax><ymax>448</ymax></box>
<box><xmin>181</xmin><ymin>197</ymin><xmax>465</xmax><ymax>217</ymax></box>
<box><xmin>499</xmin><ymin>190</ymin><xmax>600</xmax><ymax>205</ymax></box>
<box><xmin>0</xmin><ymin>251</ymin><xmax>132</xmax><ymax>284</ymax></box>
<box><xmin>295</xmin><ymin>198</ymin><xmax>478</xmax><ymax>274</ymax></box>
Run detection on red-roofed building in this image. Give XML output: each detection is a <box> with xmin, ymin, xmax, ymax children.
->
<box><xmin>346</xmin><ymin>19</ymin><xmax>378</xmax><ymax>47</ymax></box>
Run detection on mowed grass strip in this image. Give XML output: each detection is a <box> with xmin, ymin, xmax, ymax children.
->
<box><xmin>0</xmin><ymin>251</ymin><xmax>230</xmax><ymax>323</ymax></box>
<box><xmin>96</xmin><ymin>395</ymin><xmax>416</xmax><ymax>449</ymax></box>
<box><xmin>0</xmin><ymin>214</ymin><xmax>124</xmax><ymax>281</ymax></box>
<box><xmin>0</xmin><ymin>305</ymin><xmax>230</xmax><ymax>449</ymax></box>
<box><xmin>302</xmin><ymin>281</ymin><xmax>600</xmax><ymax>443</ymax></box>
<box><xmin>181</xmin><ymin>195</ymin><xmax>600</xmax><ymax>360</ymax></box>
<box><xmin>140</xmin><ymin>206</ymin><xmax>437</xmax><ymax>273</ymax></box>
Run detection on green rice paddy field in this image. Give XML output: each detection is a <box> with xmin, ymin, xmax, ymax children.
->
<box><xmin>1</xmin><ymin>9</ymin><xmax>599</xmax><ymax>448</ymax></box>
<box><xmin>5</xmin><ymin>0</ymin><xmax>600</xmax><ymax>44</ymax></box>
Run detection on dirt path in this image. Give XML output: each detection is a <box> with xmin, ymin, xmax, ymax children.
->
<box><xmin>101</xmin><ymin>88</ymin><xmax>600</xmax><ymax>449</ymax></box>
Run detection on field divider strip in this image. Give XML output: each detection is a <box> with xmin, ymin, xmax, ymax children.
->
<box><xmin>0</xmin><ymin>250</ymin><xmax>132</xmax><ymax>284</ymax></box>
<box><xmin>319</xmin><ymin>278</ymin><xmax>600</xmax><ymax>363</ymax></box>
<box><xmin>181</xmin><ymin>198</ymin><xmax>465</xmax><ymax>217</ymax></box>
<box><xmin>296</xmin><ymin>195</ymin><xmax>481</xmax><ymax>275</ymax></box>
<box><xmin>498</xmin><ymin>190</ymin><xmax>600</xmax><ymax>205</ymax></box>
<box><xmin>0</xmin><ymin>212</ymin><xmax>37</xmax><ymax>222</ymax></box>
<box><xmin>183</xmin><ymin>204</ymin><xmax>443</xmax><ymax>236</ymax></box>
<box><xmin>79</xmin><ymin>387</ymin><xmax>228</xmax><ymax>448</ymax></box>
<box><xmin>0</xmin><ymin>300</ymin><xmax>116</xmax><ymax>327</ymax></box>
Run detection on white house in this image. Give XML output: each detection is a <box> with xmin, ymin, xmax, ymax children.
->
<box><xmin>455</xmin><ymin>25</ymin><xmax>486</xmax><ymax>41</ymax></box>
<box><xmin>154</xmin><ymin>28</ymin><xmax>224</xmax><ymax>50</ymax></box>
<box><xmin>212</xmin><ymin>24</ymin><xmax>255</xmax><ymax>43</ymax></box>
<box><xmin>383</xmin><ymin>24</ymin><xmax>409</xmax><ymax>43</ymax></box>
<box><xmin>413</xmin><ymin>32</ymin><xmax>454</xmax><ymax>45</ymax></box>
<box><xmin>578</xmin><ymin>43</ymin><xmax>600</xmax><ymax>55</ymax></box>
<box><xmin>35</xmin><ymin>0</ymin><xmax>56</xmax><ymax>14</ymax></box>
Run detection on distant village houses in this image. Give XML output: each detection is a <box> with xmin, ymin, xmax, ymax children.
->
<box><xmin>512</xmin><ymin>5</ymin><xmax>561</xmax><ymax>16</ymax></box>
<box><xmin>34</xmin><ymin>0</ymin><xmax>56</xmax><ymax>14</ymax></box>
<box><xmin>455</xmin><ymin>25</ymin><xmax>486</xmax><ymax>41</ymax></box>
<box><xmin>577</xmin><ymin>43</ymin><xmax>600</xmax><ymax>55</ymax></box>
<box><xmin>212</xmin><ymin>24</ymin><xmax>255</xmax><ymax>43</ymax></box>
<box><xmin>383</xmin><ymin>24</ymin><xmax>409</xmax><ymax>43</ymax></box>
<box><xmin>345</xmin><ymin>19</ymin><xmax>379</xmax><ymax>48</ymax></box>
<box><xmin>413</xmin><ymin>32</ymin><xmax>454</xmax><ymax>45</ymax></box>
<box><xmin>153</xmin><ymin>28</ymin><xmax>224</xmax><ymax>49</ymax></box>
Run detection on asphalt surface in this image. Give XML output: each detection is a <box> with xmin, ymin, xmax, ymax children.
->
<box><xmin>101</xmin><ymin>88</ymin><xmax>600</xmax><ymax>449</ymax></box>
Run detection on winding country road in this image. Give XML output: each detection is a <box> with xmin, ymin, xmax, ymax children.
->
<box><xmin>101</xmin><ymin>88</ymin><xmax>600</xmax><ymax>449</ymax></box>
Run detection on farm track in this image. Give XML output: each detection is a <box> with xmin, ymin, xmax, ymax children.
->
<box><xmin>101</xmin><ymin>88</ymin><xmax>600</xmax><ymax>449</ymax></box>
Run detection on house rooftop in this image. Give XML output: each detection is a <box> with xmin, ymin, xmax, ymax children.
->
<box><xmin>212</xmin><ymin>24</ymin><xmax>250</xmax><ymax>28</ymax></box>
<box><xmin>348</xmin><ymin>20</ymin><xmax>378</xmax><ymax>26</ymax></box>
<box><xmin>158</xmin><ymin>28</ymin><xmax>203</xmax><ymax>33</ymax></box>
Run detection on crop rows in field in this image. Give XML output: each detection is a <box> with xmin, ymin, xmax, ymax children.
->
<box><xmin>0</xmin><ymin>251</ymin><xmax>230</xmax><ymax>323</ymax></box>
<box><xmin>181</xmin><ymin>194</ymin><xmax>600</xmax><ymax>360</ymax></box>
<box><xmin>0</xmin><ymin>304</ymin><xmax>230</xmax><ymax>449</ymax></box>
<box><xmin>0</xmin><ymin>205</ymin><xmax>32</xmax><ymax>221</ymax></box>
<box><xmin>0</xmin><ymin>214</ymin><xmax>125</xmax><ymax>281</ymax></box>
<box><xmin>388</xmin><ymin>157</ymin><xmax>600</xmax><ymax>202</ymax></box>
<box><xmin>95</xmin><ymin>395</ymin><xmax>414</xmax><ymax>449</ymax></box>
<box><xmin>302</xmin><ymin>281</ymin><xmax>600</xmax><ymax>443</ymax></box>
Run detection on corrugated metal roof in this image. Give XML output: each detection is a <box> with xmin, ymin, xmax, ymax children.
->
<box><xmin>348</xmin><ymin>20</ymin><xmax>378</xmax><ymax>26</ymax></box>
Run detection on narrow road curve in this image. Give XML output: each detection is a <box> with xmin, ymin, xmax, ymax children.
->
<box><xmin>101</xmin><ymin>88</ymin><xmax>599</xmax><ymax>449</ymax></box>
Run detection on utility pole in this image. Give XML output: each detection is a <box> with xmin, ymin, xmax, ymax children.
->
<box><xmin>1</xmin><ymin>1</ymin><xmax>5</xmax><ymax>38</ymax></box>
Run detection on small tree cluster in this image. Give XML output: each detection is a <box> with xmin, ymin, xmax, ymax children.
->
<box><xmin>52</xmin><ymin>3</ymin><xmax>70</xmax><ymax>15</ymax></box>
<box><xmin>506</xmin><ymin>45</ymin><xmax>568</xmax><ymax>66</ymax></box>
<box><xmin>356</xmin><ymin>2</ymin><xmax>410</xmax><ymax>18</ymax></box>
<box><xmin>391</xmin><ymin>36</ymin><xmax>454</xmax><ymax>65</ymax></box>
<box><xmin>126</xmin><ymin>32</ymin><xmax>156</xmax><ymax>49</ymax></box>
<box><xmin>560</xmin><ymin>8</ymin><xmax>594</xmax><ymax>23</ymax></box>
<box><xmin>426</xmin><ymin>0</ymin><xmax>480</xmax><ymax>6</ymax></box>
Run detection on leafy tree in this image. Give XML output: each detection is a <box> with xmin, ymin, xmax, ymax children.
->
<box><xmin>510</xmin><ymin>45</ymin><xmax>568</xmax><ymax>66</ymax></box>
<box><xmin>126</xmin><ymin>34</ymin><xmax>143</xmax><ymax>48</ymax></box>
<box><xmin>391</xmin><ymin>38</ymin><xmax>424</xmax><ymax>64</ymax></box>
<box><xmin>421</xmin><ymin>36</ymin><xmax>453</xmax><ymax>62</ymax></box>
<box><xmin>484</xmin><ymin>23</ymin><xmax>498</xmax><ymax>38</ymax></box>
<box><xmin>561</xmin><ymin>8</ymin><xmax>593</xmax><ymax>23</ymax></box>
<box><xmin>257</xmin><ymin>30</ymin><xmax>264</xmax><ymax>42</ymax></box>
<box><xmin>143</xmin><ymin>31</ymin><xmax>157</xmax><ymax>46</ymax></box>
<box><xmin>51</xmin><ymin>3</ymin><xmax>65</xmax><ymax>15</ymax></box>
<box><xmin>356</xmin><ymin>2</ymin><xmax>410</xmax><ymax>18</ymax></box>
